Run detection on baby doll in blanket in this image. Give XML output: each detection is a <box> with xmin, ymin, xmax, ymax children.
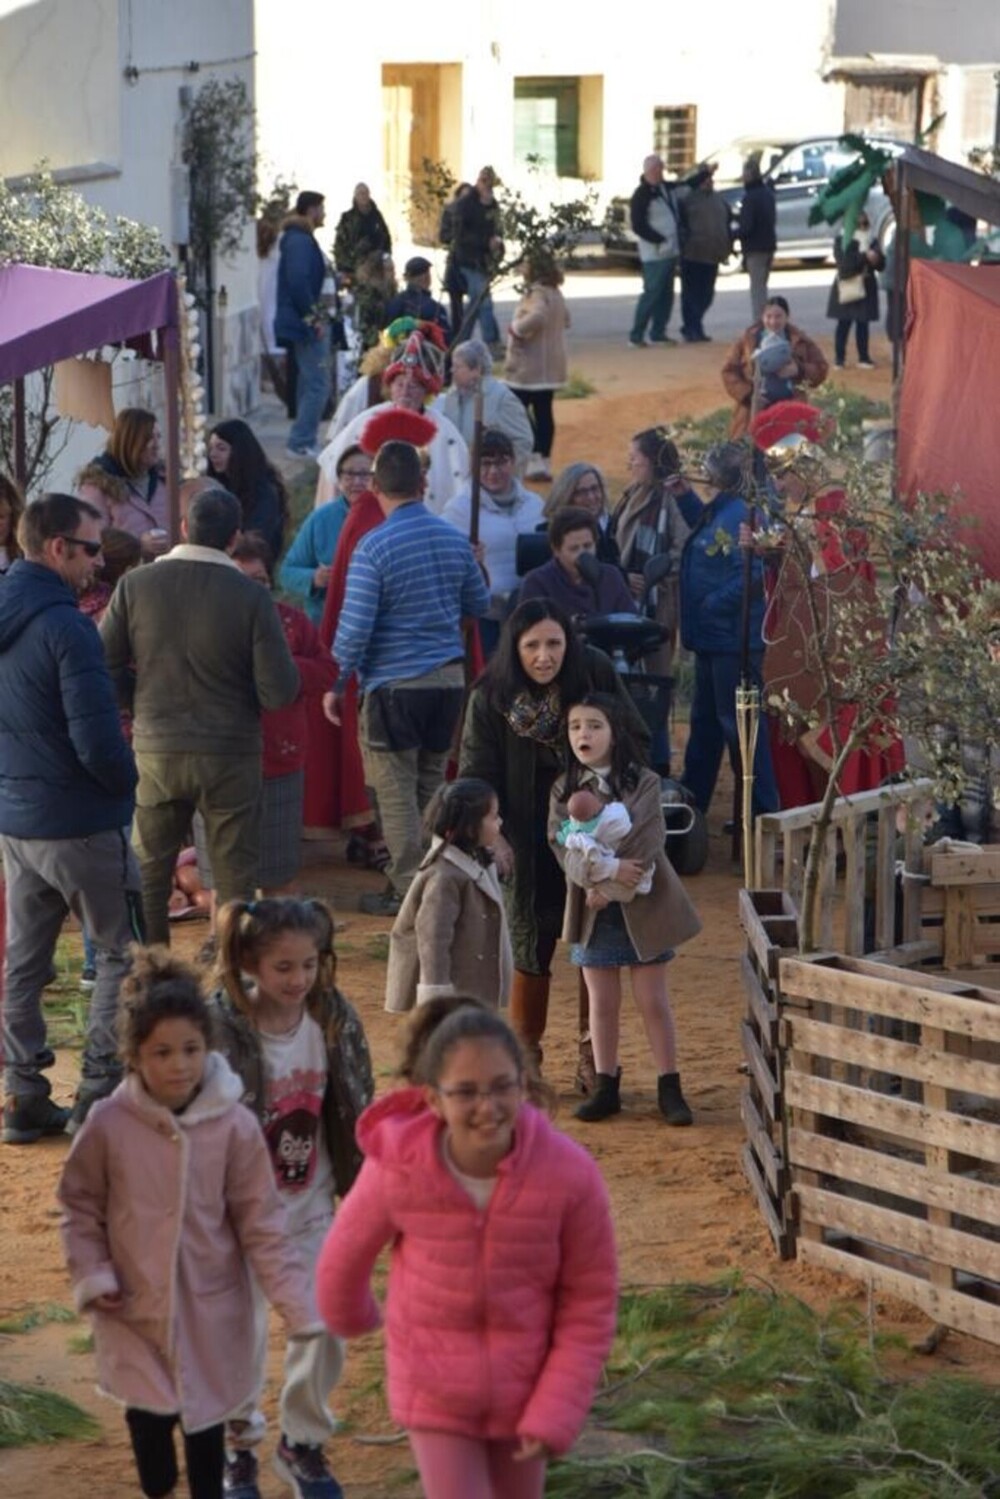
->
<box><xmin>556</xmin><ymin>788</ymin><xmax>654</xmax><ymax>899</ymax></box>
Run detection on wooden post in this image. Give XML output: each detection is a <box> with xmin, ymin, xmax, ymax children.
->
<box><xmin>12</xmin><ymin>377</ymin><xmax>27</xmax><ymax>490</ymax></box>
<box><xmin>162</xmin><ymin>324</ymin><xmax>182</xmax><ymax>544</ymax></box>
<box><xmin>468</xmin><ymin>387</ymin><xmax>484</xmax><ymax>546</ymax></box>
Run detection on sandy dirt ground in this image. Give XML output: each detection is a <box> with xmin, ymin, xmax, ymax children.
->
<box><xmin>6</xmin><ymin>327</ymin><xmax>991</xmax><ymax>1499</ymax></box>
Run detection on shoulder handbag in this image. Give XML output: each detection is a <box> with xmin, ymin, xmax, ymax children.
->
<box><xmin>837</xmin><ymin>272</ymin><xmax>866</xmax><ymax>303</ymax></box>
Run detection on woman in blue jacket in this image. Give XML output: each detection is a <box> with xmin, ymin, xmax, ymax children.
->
<box><xmin>677</xmin><ymin>441</ymin><xmax>778</xmax><ymax>817</ymax></box>
<box><xmin>279</xmin><ymin>446</ymin><xmax>372</xmax><ymax>623</ymax></box>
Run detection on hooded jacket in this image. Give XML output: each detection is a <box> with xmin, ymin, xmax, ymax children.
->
<box><xmin>0</xmin><ymin>559</ymin><xmax>136</xmax><ymax>837</ymax></box>
<box><xmin>385</xmin><ymin>839</ymin><xmax>514</xmax><ymax>1011</ymax></box>
<box><xmin>315</xmin><ymin>1088</ymin><xmax>617</xmax><ymax>1454</ymax></box>
<box><xmin>275</xmin><ymin>215</ymin><xmax>327</xmax><ymax>345</ymax></box>
<box><xmin>59</xmin><ymin>1052</ymin><xmax>319</xmax><ymax>1432</ymax></box>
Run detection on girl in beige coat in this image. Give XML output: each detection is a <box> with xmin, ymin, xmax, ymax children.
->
<box><xmin>549</xmin><ymin>693</ymin><xmax>701</xmax><ymax>1126</ymax></box>
<box><xmin>504</xmin><ymin>250</ymin><xmax>570</xmax><ymax>481</ymax></box>
<box><xmin>387</xmin><ymin>778</ymin><xmax>513</xmax><ymax>1012</ymax></box>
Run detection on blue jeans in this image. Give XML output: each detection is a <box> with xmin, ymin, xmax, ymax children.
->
<box><xmin>682</xmin><ymin>651</ymin><xmax>779</xmax><ymax>817</ymax></box>
<box><xmin>459</xmin><ymin>266</ymin><xmax>500</xmax><ymax>345</ymax></box>
<box><xmin>630</xmin><ymin>256</ymin><xmax>677</xmax><ymax>341</ymax></box>
<box><xmin>288</xmin><ymin>331</ymin><xmax>331</xmax><ymax>450</ymax></box>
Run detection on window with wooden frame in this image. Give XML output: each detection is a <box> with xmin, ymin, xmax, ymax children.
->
<box><xmin>653</xmin><ymin>106</ymin><xmax>697</xmax><ymax>175</ymax></box>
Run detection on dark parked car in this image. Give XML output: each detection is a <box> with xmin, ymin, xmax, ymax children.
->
<box><xmin>602</xmin><ymin>135</ymin><xmax>907</xmax><ymax>268</ymax></box>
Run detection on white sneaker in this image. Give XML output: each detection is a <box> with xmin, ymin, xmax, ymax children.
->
<box><xmin>525</xmin><ymin>454</ymin><xmax>551</xmax><ymax>480</ymax></box>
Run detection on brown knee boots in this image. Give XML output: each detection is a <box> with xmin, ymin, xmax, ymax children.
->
<box><xmin>509</xmin><ymin>970</ymin><xmax>550</xmax><ymax>1069</ymax></box>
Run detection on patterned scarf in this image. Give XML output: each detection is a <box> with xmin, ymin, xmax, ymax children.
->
<box><xmin>504</xmin><ymin>685</ymin><xmax>564</xmax><ymax>746</ymax></box>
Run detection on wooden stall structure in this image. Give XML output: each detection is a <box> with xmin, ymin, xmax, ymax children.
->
<box><xmin>780</xmin><ymin>954</ymin><xmax>1000</xmax><ymax>1345</ymax></box>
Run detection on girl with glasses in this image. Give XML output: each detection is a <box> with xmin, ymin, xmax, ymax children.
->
<box><xmin>316</xmin><ymin>999</ymin><xmax>617</xmax><ymax>1499</ymax></box>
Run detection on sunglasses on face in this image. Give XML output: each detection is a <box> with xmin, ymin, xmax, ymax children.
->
<box><xmin>57</xmin><ymin>534</ymin><xmax>102</xmax><ymax>557</ymax></box>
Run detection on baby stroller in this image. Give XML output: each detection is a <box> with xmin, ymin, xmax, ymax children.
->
<box><xmin>578</xmin><ymin>553</ymin><xmax>708</xmax><ymax>876</ymax></box>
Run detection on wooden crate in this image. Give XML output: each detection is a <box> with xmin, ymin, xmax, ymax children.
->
<box><xmin>779</xmin><ymin>953</ymin><xmax>1000</xmax><ymax>1344</ymax></box>
<box><xmin>923</xmin><ymin>846</ymin><xmax>1000</xmax><ymax>968</ymax></box>
<box><xmin>739</xmin><ymin>889</ymin><xmax>800</xmax><ymax>1259</ymax></box>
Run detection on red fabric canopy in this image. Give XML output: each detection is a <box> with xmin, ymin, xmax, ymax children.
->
<box><xmin>0</xmin><ymin>263</ymin><xmax>178</xmax><ymax>383</ymax></box>
<box><xmin>896</xmin><ymin>260</ymin><xmax>1000</xmax><ymax>578</ymax></box>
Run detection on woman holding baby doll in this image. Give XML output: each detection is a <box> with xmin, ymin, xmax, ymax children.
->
<box><xmin>721</xmin><ymin>296</ymin><xmax>828</xmax><ymax>437</ymax></box>
<box><xmin>549</xmin><ymin>692</ymin><xmax>701</xmax><ymax>1125</ymax></box>
<box><xmin>459</xmin><ymin>600</ymin><xmax>649</xmax><ymax>1087</ymax></box>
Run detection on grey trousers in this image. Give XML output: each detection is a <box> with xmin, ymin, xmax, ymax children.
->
<box><xmin>358</xmin><ymin>662</ymin><xmax>465</xmax><ymax>897</ymax></box>
<box><xmin>745</xmin><ymin>251</ymin><xmax>774</xmax><ymax>323</ymax></box>
<box><xmin>1</xmin><ymin>829</ymin><xmax>143</xmax><ymax>1099</ymax></box>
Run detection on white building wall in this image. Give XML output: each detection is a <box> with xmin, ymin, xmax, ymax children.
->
<box><xmin>255</xmin><ymin>0</ymin><xmax>840</xmax><ymax>259</ymax></box>
<box><xmin>0</xmin><ymin>0</ymin><xmax>259</xmax><ymax>486</ymax></box>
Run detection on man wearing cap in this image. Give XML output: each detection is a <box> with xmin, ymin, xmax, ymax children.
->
<box><xmin>382</xmin><ymin>257</ymin><xmax>451</xmax><ymax>339</ymax></box>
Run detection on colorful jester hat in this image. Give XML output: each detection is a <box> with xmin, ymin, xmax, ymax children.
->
<box><xmin>807</xmin><ymin>134</ymin><xmax>898</xmax><ymax>240</ymax></box>
<box><xmin>382</xmin><ymin>321</ymin><xmax>448</xmax><ymax>394</ymax></box>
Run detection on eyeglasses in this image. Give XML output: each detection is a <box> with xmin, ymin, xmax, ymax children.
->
<box><xmin>57</xmin><ymin>535</ymin><xmax>102</xmax><ymax>557</ymax></box>
<box><xmin>340</xmin><ymin>468</ymin><xmax>373</xmax><ymax>481</ymax></box>
<box><xmin>573</xmin><ymin>482</ymin><xmax>603</xmax><ymax>499</ymax></box>
<box><xmin>480</xmin><ymin>457</ymin><xmax>513</xmax><ymax>470</ymax></box>
<box><xmin>435</xmin><ymin>1078</ymin><xmax>521</xmax><ymax>1105</ymax></box>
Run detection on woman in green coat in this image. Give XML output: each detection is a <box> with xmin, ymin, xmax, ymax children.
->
<box><xmin>459</xmin><ymin>599</ymin><xmax>648</xmax><ymax>1089</ymax></box>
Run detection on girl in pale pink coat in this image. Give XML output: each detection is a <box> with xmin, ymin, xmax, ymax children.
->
<box><xmin>58</xmin><ymin>951</ymin><xmax>320</xmax><ymax>1499</ymax></box>
<box><xmin>316</xmin><ymin>1000</ymin><xmax>618</xmax><ymax>1499</ymax></box>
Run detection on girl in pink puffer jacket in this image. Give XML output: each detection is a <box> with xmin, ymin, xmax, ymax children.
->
<box><xmin>316</xmin><ymin>999</ymin><xmax>618</xmax><ymax>1499</ymax></box>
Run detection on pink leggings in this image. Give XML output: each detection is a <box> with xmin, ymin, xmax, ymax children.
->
<box><xmin>408</xmin><ymin>1430</ymin><xmax>547</xmax><ymax>1499</ymax></box>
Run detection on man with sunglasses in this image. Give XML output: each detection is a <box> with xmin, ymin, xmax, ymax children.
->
<box><xmin>0</xmin><ymin>493</ymin><xmax>140</xmax><ymax>1144</ymax></box>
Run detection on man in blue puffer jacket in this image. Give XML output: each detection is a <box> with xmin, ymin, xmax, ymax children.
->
<box><xmin>276</xmin><ymin>190</ymin><xmax>332</xmax><ymax>459</ymax></box>
<box><xmin>0</xmin><ymin>493</ymin><xmax>140</xmax><ymax>1145</ymax></box>
<box><xmin>676</xmin><ymin>442</ymin><xmax>778</xmax><ymax>817</ymax></box>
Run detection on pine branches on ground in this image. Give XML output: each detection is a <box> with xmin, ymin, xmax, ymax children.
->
<box><xmin>547</xmin><ymin>1280</ymin><xmax>1000</xmax><ymax>1497</ymax></box>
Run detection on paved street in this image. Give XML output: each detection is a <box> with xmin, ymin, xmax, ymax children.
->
<box><xmin>493</xmin><ymin>261</ymin><xmax>836</xmax><ymax>347</ymax></box>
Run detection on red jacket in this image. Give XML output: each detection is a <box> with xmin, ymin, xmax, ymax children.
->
<box><xmin>315</xmin><ymin>1087</ymin><xmax>617</xmax><ymax>1454</ymax></box>
<box><xmin>264</xmin><ymin>601</ymin><xmax>336</xmax><ymax>779</ymax></box>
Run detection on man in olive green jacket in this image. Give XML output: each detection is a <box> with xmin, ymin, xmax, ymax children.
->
<box><xmin>101</xmin><ymin>489</ymin><xmax>299</xmax><ymax>942</ymax></box>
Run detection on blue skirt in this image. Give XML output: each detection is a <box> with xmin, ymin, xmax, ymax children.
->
<box><xmin>570</xmin><ymin>900</ymin><xmax>674</xmax><ymax>969</ymax></box>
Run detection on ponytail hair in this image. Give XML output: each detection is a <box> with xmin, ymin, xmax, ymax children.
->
<box><xmin>423</xmin><ymin>777</ymin><xmax>497</xmax><ymax>855</ymax></box>
<box><xmin>215</xmin><ymin>897</ymin><xmax>337</xmax><ymax>1024</ymax></box>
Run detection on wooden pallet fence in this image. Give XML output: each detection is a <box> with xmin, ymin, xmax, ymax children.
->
<box><xmin>779</xmin><ymin>953</ymin><xmax>1000</xmax><ymax>1345</ymax></box>
<box><xmin>738</xmin><ymin>889</ymin><xmax>800</xmax><ymax>1259</ymax></box>
<box><xmin>754</xmin><ymin>779</ymin><xmax>936</xmax><ymax>962</ymax></box>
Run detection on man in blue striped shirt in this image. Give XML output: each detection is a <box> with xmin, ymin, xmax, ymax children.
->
<box><xmin>325</xmin><ymin>440</ymin><xmax>489</xmax><ymax>914</ymax></box>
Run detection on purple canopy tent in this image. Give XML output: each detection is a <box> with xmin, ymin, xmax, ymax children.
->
<box><xmin>0</xmin><ymin>263</ymin><xmax>182</xmax><ymax>538</ymax></box>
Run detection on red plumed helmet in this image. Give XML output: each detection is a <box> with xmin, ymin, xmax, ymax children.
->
<box><xmin>749</xmin><ymin>400</ymin><xmax>834</xmax><ymax>451</ymax></box>
<box><xmin>360</xmin><ymin>407</ymin><xmax>438</xmax><ymax>455</ymax></box>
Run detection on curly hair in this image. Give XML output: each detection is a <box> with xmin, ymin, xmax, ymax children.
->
<box><xmin>117</xmin><ymin>947</ymin><xmax>212</xmax><ymax>1066</ymax></box>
